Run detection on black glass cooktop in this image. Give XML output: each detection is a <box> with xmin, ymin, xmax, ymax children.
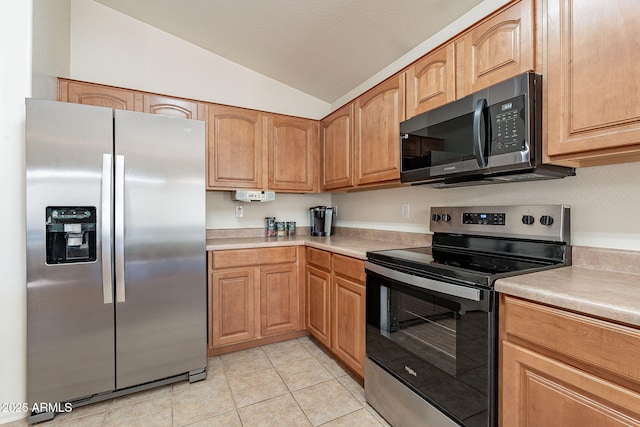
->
<box><xmin>366</xmin><ymin>246</ymin><xmax>556</xmax><ymax>287</ymax></box>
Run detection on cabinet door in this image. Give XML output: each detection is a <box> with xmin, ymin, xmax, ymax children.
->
<box><xmin>320</xmin><ymin>103</ymin><xmax>354</xmax><ymax>191</ymax></box>
<box><xmin>332</xmin><ymin>275</ymin><xmax>365</xmax><ymax>377</ymax></box>
<box><xmin>354</xmin><ymin>75</ymin><xmax>404</xmax><ymax>186</ymax></box>
<box><xmin>545</xmin><ymin>0</ymin><xmax>640</xmax><ymax>166</ymax></box>
<box><xmin>209</xmin><ymin>268</ymin><xmax>257</xmax><ymax>348</ymax></box>
<box><xmin>405</xmin><ymin>43</ymin><xmax>456</xmax><ymax>119</ymax></box>
<box><xmin>502</xmin><ymin>341</ymin><xmax>640</xmax><ymax>426</ymax></box>
<box><xmin>456</xmin><ymin>0</ymin><xmax>534</xmax><ymax>98</ymax></box>
<box><xmin>143</xmin><ymin>94</ymin><xmax>203</xmax><ymax>120</ymax></box>
<box><xmin>59</xmin><ymin>79</ymin><xmax>142</xmax><ymax>111</ymax></box>
<box><xmin>267</xmin><ymin>114</ymin><xmax>318</xmax><ymax>192</ymax></box>
<box><xmin>306</xmin><ymin>265</ymin><xmax>331</xmax><ymax>348</ymax></box>
<box><xmin>260</xmin><ymin>265</ymin><xmax>299</xmax><ymax>337</ymax></box>
<box><xmin>208</xmin><ymin>104</ymin><xmax>264</xmax><ymax>189</ymax></box>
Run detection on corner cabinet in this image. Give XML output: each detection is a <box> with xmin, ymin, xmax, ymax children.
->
<box><xmin>500</xmin><ymin>295</ymin><xmax>640</xmax><ymax>426</ymax></box>
<box><xmin>208</xmin><ymin>247</ymin><xmax>305</xmax><ymax>356</ymax></box>
<box><xmin>267</xmin><ymin>114</ymin><xmax>318</xmax><ymax>192</ymax></box>
<box><xmin>354</xmin><ymin>74</ymin><xmax>404</xmax><ymax>186</ymax></box>
<box><xmin>544</xmin><ymin>0</ymin><xmax>640</xmax><ymax>167</ymax></box>
<box><xmin>320</xmin><ymin>104</ymin><xmax>354</xmax><ymax>191</ymax></box>
<box><xmin>305</xmin><ymin>248</ymin><xmax>366</xmax><ymax>378</ymax></box>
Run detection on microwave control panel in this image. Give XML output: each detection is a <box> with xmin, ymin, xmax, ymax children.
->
<box><xmin>489</xmin><ymin>94</ymin><xmax>527</xmax><ymax>155</ymax></box>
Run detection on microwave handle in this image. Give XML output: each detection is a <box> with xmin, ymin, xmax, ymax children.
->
<box><xmin>473</xmin><ymin>98</ymin><xmax>488</xmax><ymax>169</ymax></box>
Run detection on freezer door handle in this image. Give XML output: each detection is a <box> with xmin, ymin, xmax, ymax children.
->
<box><xmin>101</xmin><ymin>153</ymin><xmax>113</xmax><ymax>304</ymax></box>
<box><xmin>115</xmin><ymin>154</ymin><xmax>126</xmax><ymax>303</ymax></box>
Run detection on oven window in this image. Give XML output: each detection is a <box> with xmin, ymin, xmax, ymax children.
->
<box><xmin>367</xmin><ymin>277</ymin><xmax>493</xmax><ymax>427</ymax></box>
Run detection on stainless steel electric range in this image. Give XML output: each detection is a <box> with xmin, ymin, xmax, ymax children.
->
<box><xmin>364</xmin><ymin>205</ymin><xmax>571</xmax><ymax>427</ymax></box>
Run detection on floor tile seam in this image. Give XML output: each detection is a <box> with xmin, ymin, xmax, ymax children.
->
<box><xmin>314</xmin><ymin>406</ymin><xmax>375</xmax><ymax>427</ymax></box>
<box><xmin>335</xmin><ymin>375</ymin><xmax>366</xmax><ymax>405</ymax></box>
<box><xmin>264</xmin><ymin>351</ymin><xmax>315</xmax><ymax>368</ymax></box>
<box><xmin>174</xmin><ymin>408</ymin><xmax>241</xmax><ymax>427</ymax></box>
<box><xmin>230</xmin><ymin>382</ymin><xmax>291</xmax><ymax>410</ymax></box>
<box><xmin>288</xmin><ymin>379</ymin><xmax>364</xmax><ymax>427</ymax></box>
<box><xmin>170</xmin><ymin>381</ymin><xmax>236</xmax><ymax>427</ymax></box>
<box><xmin>171</xmin><ymin>374</ymin><xmax>228</xmax><ymax>395</ymax></box>
<box><xmin>220</xmin><ymin>347</ymin><xmax>277</xmax><ymax>380</ymax></box>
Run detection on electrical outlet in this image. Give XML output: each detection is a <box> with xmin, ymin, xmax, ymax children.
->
<box><xmin>235</xmin><ymin>205</ymin><xmax>243</xmax><ymax>218</ymax></box>
<box><xmin>401</xmin><ymin>203</ymin><xmax>410</xmax><ymax>219</ymax></box>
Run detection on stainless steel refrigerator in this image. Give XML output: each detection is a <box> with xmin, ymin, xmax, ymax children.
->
<box><xmin>25</xmin><ymin>99</ymin><xmax>207</xmax><ymax>423</ymax></box>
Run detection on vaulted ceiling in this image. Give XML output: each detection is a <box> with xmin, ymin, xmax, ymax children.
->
<box><xmin>94</xmin><ymin>0</ymin><xmax>483</xmax><ymax>103</ymax></box>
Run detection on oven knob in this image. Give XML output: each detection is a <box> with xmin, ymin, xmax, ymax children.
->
<box><xmin>522</xmin><ymin>215</ymin><xmax>535</xmax><ymax>225</ymax></box>
<box><xmin>431</xmin><ymin>214</ymin><xmax>441</xmax><ymax>222</ymax></box>
<box><xmin>540</xmin><ymin>215</ymin><xmax>554</xmax><ymax>226</ymax></box>
<box><xmin>441</xmin><ymin>214</ymin><xmax>451</xmax><ymax>222</ymax></box>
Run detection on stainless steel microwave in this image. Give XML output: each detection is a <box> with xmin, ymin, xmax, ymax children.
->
<box><xmin>400</xmin><ymin>72</ymin><xmax>574</xmax><ymax>187</ymax></box>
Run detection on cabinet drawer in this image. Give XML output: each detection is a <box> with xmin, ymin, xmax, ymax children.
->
<box><xmin>333</xmin><ymin>254</ymin><xmax>365</xmax><ymax>283</ymax></box>
<box><xmin>306</xmin><ymin>247</ymin><xmax>331</xmax><ymax>271</ymax></box>
<box><xmin>211</xmin><ymin>247</ymin><xmax>297</xmax><ymax>269</ymax></box>
<box><xmin>503</xmin><ymin>296</ymin><xmax>640</xmax><ymax>384</ymax></box>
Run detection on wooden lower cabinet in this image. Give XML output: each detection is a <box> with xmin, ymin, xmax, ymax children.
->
<box><xmin>331</xmin><ymin>257</ymin><xmax>365</xmax><ymax>377</ymax></box>
<box><xmin>209</xmin><ymin>268</ymin><xmax>257</xmax><ymax>347</ymax></box>
<box><xmin>306</xmin><ymin>248</ymin><xmax>366</xmax><ymax>377</ymax></box>
<box><xmin>260</xmin><ymin>264</ymin><xmax>299</xmax><ymax>337</ymax></box>
<box><xmin>501</xmin><ymin>295</ymin><xmax>640</xmax><ymax>426</ymax></box>
<box><xmin>208</xmin><ymin>247</ymin><xmax>304</xmax><ymax>355</ymax></box>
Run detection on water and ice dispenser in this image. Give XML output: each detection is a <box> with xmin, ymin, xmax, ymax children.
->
<box><xmin>45</xmin><ymin>207</ymin><xmax>97</xmax><ymax>264</ymax></box>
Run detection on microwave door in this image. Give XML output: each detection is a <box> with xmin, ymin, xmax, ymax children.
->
<box><xmin>473</xmin><ymin>98</ymin><xmax>489</xmax><ymax>169</ymax></box>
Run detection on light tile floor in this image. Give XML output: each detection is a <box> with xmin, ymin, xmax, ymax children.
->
<box><xmin>6</xmin><ymin>336</ymin><xmax>391</xmax><ymax>427</ymax></box>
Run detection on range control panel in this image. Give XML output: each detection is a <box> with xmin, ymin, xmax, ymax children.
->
<box><xmin>430</xmin><ymin>205</ymin><xmax>570</xmax><ymax>243</ymax></box>
<box><xmin>462</xmin><ymin>212</ymin><xmax>506</xmax><ymax>226</ymax></box>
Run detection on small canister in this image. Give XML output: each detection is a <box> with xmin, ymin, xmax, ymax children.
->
<box><xmin>265</xmin><ymin>217</ymin><xmax>276</xmax><ymax>237</ymax></box>
<box><xmin>286</xmin><ymin>221</ymin><xmax>296</xmax><ymax>236</ymax></box>
<box><xmin>276</xmin><ymin>221</ymin><xmax>286</xmax><ymax>237</ymax></box>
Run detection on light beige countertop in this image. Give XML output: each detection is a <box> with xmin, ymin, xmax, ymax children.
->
<box><xmin>206</xmin><ymin>235</ymin><xmax>410</xmax><ymax>260</ymax></box>
<box><xmin>495</xmin><ymin>266</ymin><xmax>640</xmax><ymax>328</ymax></box>
<box><xmin>207</xmin><ymin>233</ymin><xmax>640</xmax><ymax>328</ymax></box>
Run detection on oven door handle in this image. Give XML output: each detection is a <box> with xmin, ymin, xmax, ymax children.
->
<box><xmin>365</xmin><ymin>262</ymin><xmax>482</xmax><ymax>302</ymax></box>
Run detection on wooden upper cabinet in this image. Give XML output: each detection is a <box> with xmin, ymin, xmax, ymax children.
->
<box><xmin>207</xmin><ymin>104</ymin><xmax>264</xmax><ymax>189</ymax></box>
<box><xmin>456</xmin><ymin>0</ymin><xmax>534</xmax><ymax>98</ymax></box>
<box><xmin>405</xmin><ymin>43</ymin><xmax>456</xmax><ymax>119</ymax></box>
<box><xmin>320</xmin><ymin>103</ymin><xmax>354</xmax><ymax>191</ymax></box>
<box><xmin>354</xmin><ymin>75</ymin><xmax>404</xmax><ymax>186</ymax></box>
<box><xmin>59</xmin><ymin>79</ymin><xmax>142</xmax><ymax>111</ymax></box>
<box><xmin>545</xmin><ymin>0</ymin><xmax>640</xmax><ymax>167</ymax></box>
<box><xmin>142</xmin><ymin>94</ymin><xmax>203</xmax><ymax>121</ymax></box>
<box><xmin>267</xmin><ymin>114</ymin><xmax>318</xmax><ymax>192</ymax></box>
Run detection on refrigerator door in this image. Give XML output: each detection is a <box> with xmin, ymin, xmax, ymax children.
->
<box><xmin>26</xmin><ymin>99</ymin><xmax>116</xmax><ymax>404</ymax></box>
<box><xmin>113</xmin><ymin>110</ymin><xmax>206</xmax><ymax>388</ymax></box>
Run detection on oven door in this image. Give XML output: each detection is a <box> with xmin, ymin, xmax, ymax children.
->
<box><xmin>365</xmin><ymin>261</ymin><xmax>497</xmax><ymax>427</ymax></box>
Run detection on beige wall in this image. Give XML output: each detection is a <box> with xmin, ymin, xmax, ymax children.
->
<box><xmin>1</xmin><ymin>3</ymin><xmax>32</xmax><ymax>424</ymax></box>
<box><xmin>333</xmin><ymin>162</ymin><xmax>640</xmax><ymax>251</ymax></box>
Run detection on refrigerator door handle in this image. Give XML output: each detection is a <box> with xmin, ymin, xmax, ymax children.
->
<box><xmin>102</xmin><ymin>153</ymin><xmax>114</xmax><ymax>304</ymax></box>
<box><xmin>115</xmin><ymin>154</ymin><xmax>126</xmax><ymax>303</ymax></box>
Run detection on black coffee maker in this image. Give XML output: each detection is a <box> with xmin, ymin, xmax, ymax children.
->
<box><xmin>309</xmin><ymin>206</ymin><xmax>335</xmax><ymax>236</ymax></box>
